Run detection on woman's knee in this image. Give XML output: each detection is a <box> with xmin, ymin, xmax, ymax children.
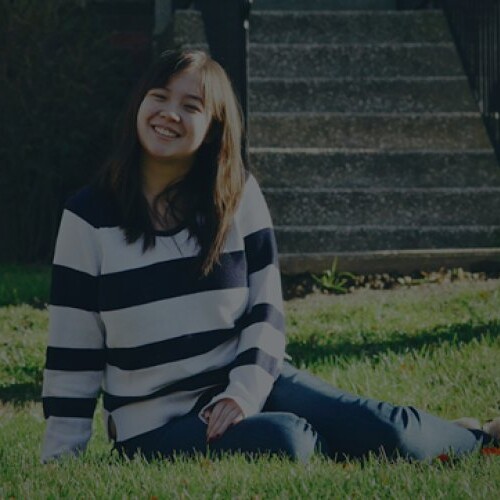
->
<box><xmin>245</xmin><ymin>412</ymin><xmax>317</xmax><ymax>463</ymax></box>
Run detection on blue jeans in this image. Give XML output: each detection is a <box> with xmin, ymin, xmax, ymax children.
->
<box><xmin>117</xmin><ymin>362</ymin><xmax>494</xmax><ymax>462</ymax></box>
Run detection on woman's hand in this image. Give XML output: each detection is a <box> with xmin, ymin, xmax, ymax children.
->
<box><xmin>203</xmin><ymin>398</ymin><xmax>244</xmax><ymax>442</ymax></box>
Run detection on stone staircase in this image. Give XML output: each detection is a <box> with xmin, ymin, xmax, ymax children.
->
<box><xmin>174</xmin><ymin>1</ymin><xmax>500</xmax><ymax>274</ymax></box>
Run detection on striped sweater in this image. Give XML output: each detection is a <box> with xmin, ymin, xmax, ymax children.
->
<box><xmin>41</xmin><ymin>174</ymin><xmax>285</xmax><ymax>462</ymax></box>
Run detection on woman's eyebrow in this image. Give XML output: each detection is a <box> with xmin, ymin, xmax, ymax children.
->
<box><xmin>163</xmin><ymin>86</ymin><xmax>203</xmax><ymax>104</ymax></box>
<box><xmin>185</xmin><ymin>93</ymin><xmax>204</xmax><ymax>104</ymax></box>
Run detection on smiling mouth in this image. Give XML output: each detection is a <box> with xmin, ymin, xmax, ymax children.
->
<box><xmin>152</xmin><ymin>126</ymin><xmax>180</xmax><ymax>138</ymax></box>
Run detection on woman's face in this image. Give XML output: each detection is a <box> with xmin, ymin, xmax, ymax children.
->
<box><xmin>136</xmin><ymin>68</ymin><xmax>212</xmax><ymax>169</ymax></box>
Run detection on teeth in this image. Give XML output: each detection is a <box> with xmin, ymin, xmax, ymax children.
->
<box><xmin>153</xmin><ymin>126</ymin><xmax>178</xmax><ymax>138</ymax></box>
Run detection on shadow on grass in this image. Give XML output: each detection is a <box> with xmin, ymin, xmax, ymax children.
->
<box><xmin>1</xmin><ymin>322</ymin><xmax>499</xmax><ymax>404</ymax></box>
<box><xmin>287</xmin><ymin>320</ymin><xmax>500</xmax><ymax>366</ymax></box>
<box><xmin>0</xmin><ymin>382</ymin><xmax>42</xmax><ymax>405</ymax></box>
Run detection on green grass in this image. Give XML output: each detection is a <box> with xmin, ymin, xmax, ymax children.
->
<box><xmin>1</xmin><ymin>277</ymin><xmax>499</xmax><ymax>498</ymax></box>
<box><xmin>0</xmin><ymin>265</ymin><xmax>50</xmax><ymax>307</ymax></box>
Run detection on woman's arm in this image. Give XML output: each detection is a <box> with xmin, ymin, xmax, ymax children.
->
<box><xmin>41</xmin><ymin>191</ymin><xmax>105</xmax><ymax>462</ymax></box>
<box><xmin>200</xmin><ymin>175</ymin><xmax>286</xmax><ymax>429</ymax></box>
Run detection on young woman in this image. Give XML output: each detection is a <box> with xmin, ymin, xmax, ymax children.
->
<box><xmin>41</xmin><ymin>49</ymin><xmax>499</xmax><ymax>463</ymax></box>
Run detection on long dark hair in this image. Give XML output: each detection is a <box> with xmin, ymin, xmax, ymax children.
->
<box><xmin>98</xmin><ymin>50</ymin><xmax>246</xmax><ymax>275</ymax></box>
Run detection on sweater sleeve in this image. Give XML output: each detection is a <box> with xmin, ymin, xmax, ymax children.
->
<box><xmin>200</xmin><ymin>175</ymin><xmax>286</xmax><ymax>419</ymax></box>
<box><xmin>41</xmin><ymin>195</ymin><xmax>105</xmax><ymax>462</ymax></box>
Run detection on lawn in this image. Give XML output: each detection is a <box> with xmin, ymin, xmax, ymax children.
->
<box><xmin>1</xmin><ymin>268</ymin><xmax>499</xmax><ymax>498</ymax></box>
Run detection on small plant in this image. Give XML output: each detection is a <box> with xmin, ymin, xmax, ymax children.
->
<box><xmin>312</xmin><ymin>258</ymin><xmax>356</xmax><ymax>294</ymax></box>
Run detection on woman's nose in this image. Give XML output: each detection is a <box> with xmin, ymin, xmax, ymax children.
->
<box><xmin>159</xmin><ymin>109</ymin><xmax>180</xmax><ymax>122</ymax></box>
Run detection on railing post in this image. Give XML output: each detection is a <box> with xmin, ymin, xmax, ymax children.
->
<box><xmin>153</xmin><ymin>0</ymin><xmax>173</xmax><ymax>59</ymax></box>
<box><xmin>442</xmin><ymin>0</ymin><xmax>500</xmax><ymax>165</ymax></box>
<box><xmin>193</xmin><ymin>0</ymin><xmax>252</xmax><ymax>166</ymax></box>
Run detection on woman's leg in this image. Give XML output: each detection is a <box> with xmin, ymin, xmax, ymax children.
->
<box><xmin>116</xmin><ymin>408</ymin><xmax>317</xmax><ymax>463</ymax></box>
<box><xmin>263</xmin><ymin>362</ymin><xmax>495</xmax><ymax>461</ymax></box>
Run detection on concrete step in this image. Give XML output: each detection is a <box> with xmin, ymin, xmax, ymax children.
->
<box><xmin>174</xmin><ymin>10</ymin><xmax>450</xmax><ymax>45</ymax></box>
<box><xmin>249</xmin><ymin>113</ymin><xmax>490</xmax><ymax>150</ymax></box>
<box><xmin>264</xmin><ymin>188</ymin><xmax>500</xmax><ymax>226</ymax></box>
<box><xmin>278</xmin><ymin>248</ymin><xmax>500</xmax><ymax>275</ymax></box>
<box><xmin>274</xmin><ymin>225</ymin><xmax>500</xmax><ymax>253</ymax></box>
<box><xmin>249</xmin><ymin>77</ymin><xmax>476</xmax><ymax>113</ymax></box>
<box><xmin>250</xmin><ymin>149</ymin><xmax>500</xmax><ymax>188</ymax></box>
<box><xmin>250</xmin><ymin>43</ymin><xmax>462</xmax><ymax>78</ymax></box>
<box><xmin>172</xmin><ymin>3</ymin><xmax>500</xmax><ymax>275</ymax></box>
<box><xmin>252</xmin><ymin>0</ymin><xmax>397</xmax><ymax>10</ymax></box>
<box><xmin>250</xmin><ymin>11</ymin><xmax>450</xmax><ymax>44</ymax></box>
<box><xmin>173</xmin><ymin>11</ymin><xmax>202</xmax><ymax>46</ymax></box>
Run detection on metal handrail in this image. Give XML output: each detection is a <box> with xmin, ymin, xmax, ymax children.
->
<box><xmin>172</xmin><ymin>2</ymin><xmax>251</xmax><ymax>120</ymax></box>
<box><xmin>442</xmin><ymin>0</ymin><xmax>500</xmax><ymax>164</ymax></box>
<box><xmin>169</xmin><ymin>0</ymin><xmax>252</xmax><ymax>164</ymax></box>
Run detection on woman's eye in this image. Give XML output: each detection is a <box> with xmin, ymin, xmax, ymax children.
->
<box><xmin>185</xmin><ymin>104</ymin><xmax>201</xmax><ymax>112</ymax></box>
<box><xmin>150</xmin><ymin>93</ymin><xmax>165</xmax><ymax>100</ymax></box>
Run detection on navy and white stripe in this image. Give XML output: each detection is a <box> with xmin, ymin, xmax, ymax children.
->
<box><xmin>41</xmin><ymin>175</ymin><xmax>285</xmax><ymax>462</ymax></box>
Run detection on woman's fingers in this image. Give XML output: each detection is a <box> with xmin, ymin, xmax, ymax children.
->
<box><xmin>205</xmin><ymin>398</ymin><xmax>244</xmax><ymax>442</ymax></box>
<box><xmin>208</xmin><ymin>407</ymin><xmax>242</xmax><ymax>440</ymax></box>
<box><xmin>207</xmin><ymin>401</ymin><xmax>235</xmax><ymax>439</ymax></box>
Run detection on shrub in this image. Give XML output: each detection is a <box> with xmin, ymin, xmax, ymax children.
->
<box><xmin>0</xmin><ymin>0</ymin><xmax>143</xmax><ymax>263</ymax></box>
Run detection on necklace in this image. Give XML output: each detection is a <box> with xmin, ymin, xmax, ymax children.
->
<box><xmin>171</xmin><ymin>233</ymin><xmax>184</xmax><ymax>257</ymax></box>
<box><xmin>156</xmin><ymin>229</ymin><xmax>184</xmax><ymax>258</ymax></box>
